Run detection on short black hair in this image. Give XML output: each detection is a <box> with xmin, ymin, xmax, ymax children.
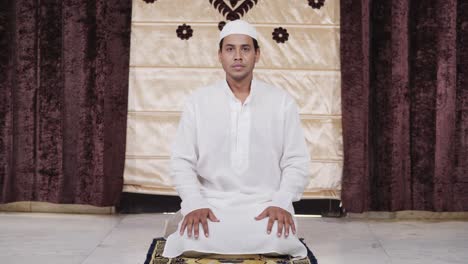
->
<box><xmin>219</xmin><ymin>37</ymin><xmax>260</xmax><ymax>51</ymax></box>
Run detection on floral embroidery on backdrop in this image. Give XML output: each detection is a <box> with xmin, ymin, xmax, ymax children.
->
<box><xmin>210</xmin><ymin>0</ymin><xmax>326</xmax><ymax>43</ymax></box>
<box><xmin>176</xmin><ymin>24</ymin><xmax>193</xmax><ymax>40</ymax></box>
<box><xmin>149</xmin><ymin>0</ymin><xmax>327</xmax><ymax>42</ymax></box>
<box><xmin>218</xmin><ymin>21</ymin><xmax>227</xmax><ymax>31</ymax></box>
<box><xmin>308</xmin><ymin>0</ymin><xmax>326</xmax><ymax>9</ymax></box>
<box><xmin>272</xmin><ymin>27</ymin><xmax>289</xmax><ymax>43</ymax></box>
<box><xmin>209</xmin><ymin>0</ymin><xmax>259</xmax><ymax>21</ymax></box>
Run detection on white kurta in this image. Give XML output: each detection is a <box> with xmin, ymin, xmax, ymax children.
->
<box><xmin>162</xmin><ymin>79</ymin><xmax>311</xmax><ymax>258</ymax></box>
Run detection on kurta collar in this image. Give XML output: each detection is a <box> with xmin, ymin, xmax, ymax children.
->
<box><xmin>222</xmin><ymin>78</ymin><xmax>257</xmax><ymax>105</ymax></box>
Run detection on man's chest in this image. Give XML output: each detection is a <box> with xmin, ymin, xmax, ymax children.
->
<box><xmin>194</xmin><ymin>102</ymin><xmax>284</xmax><ymax>153</ymax></box>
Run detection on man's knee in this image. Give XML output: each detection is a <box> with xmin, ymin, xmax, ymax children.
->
<box><xmin>164</xmin><ymin>210</ymin><xmax>183</xmax><ymax>239</ymax></box>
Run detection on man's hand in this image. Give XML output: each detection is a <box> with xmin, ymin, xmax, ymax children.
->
<box><xmin>255</xmin><ymin>206</ymin><xmax>296</xmax><ymax>238</ymax></box>
<box><xmin>180</xmin><ymin>208</ymin><xmax>220</xmax><ymax>239</ymax></box>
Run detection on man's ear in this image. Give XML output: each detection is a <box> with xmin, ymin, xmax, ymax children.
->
<box><xmin>218</xmin><ymin>49</ymin><xmax>222</xmax><ymax>63</ymax></box>
<box><xmin>255</xmin><ymin>49</ymin><xmax>261</xmax><ymax>63</ymax></box>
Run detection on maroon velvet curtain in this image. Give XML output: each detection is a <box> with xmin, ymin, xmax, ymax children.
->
<box><xmin>340</xmin><ymin>0</ymin><xmax>468</xmax><ymax>213</ymax></box>
<box><xmin>0</xmin><ymin>0</ymin><xmax>132</xmax><ymax>206</ymax></box>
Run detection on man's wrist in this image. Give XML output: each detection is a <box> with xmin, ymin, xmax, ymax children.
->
<box><xmin>271</xmin><ymin>191</ymin><xmax>294</xmax><ymax>211</ymax></box>
<box><xmin>180</xmin><ymin>197</ymin><xmax>210</xmax><ymax>216</ymax></box>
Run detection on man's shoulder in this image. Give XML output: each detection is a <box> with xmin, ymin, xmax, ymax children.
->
<box><xmin>187</xmin><ymin>80</ymin><xmax>224</xmax><ymax>101</ymax></box>
<box><xmin>255</xmin><ymin>79</ymin><xmax>294</xmax><ymax>102</ymax></box>
<box><xmin>256</xmin><ymin>79</ymin><xmax>281</xmax><ymax>92</ymax></box>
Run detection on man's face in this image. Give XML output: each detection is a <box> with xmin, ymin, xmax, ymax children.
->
<box><xmin>218</xmin><ymin>34</ymin><xmax>260</xmax><ymax>82</ymax></box>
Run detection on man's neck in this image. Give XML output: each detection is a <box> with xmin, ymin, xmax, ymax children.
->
<box><xmin>226</xmin><ymin>75</ymin><xmax>253</xmax><ymax>95</ymax></box>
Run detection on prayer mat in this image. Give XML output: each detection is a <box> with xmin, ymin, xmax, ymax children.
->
<box><xmin>144</xmin><ymin>237</ymin><xmax>318</xmax><ymax>264</ymax></box>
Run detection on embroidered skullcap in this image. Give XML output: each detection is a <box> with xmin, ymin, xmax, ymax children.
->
<box><xmin>219</xmin><ymin>20</ymin><xmax>257</xmax><ymax>41</ymax></box>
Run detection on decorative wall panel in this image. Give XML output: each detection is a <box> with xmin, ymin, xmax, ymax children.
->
<box><xmin>125</xmin><ymin>0</ymin><xmax>342</xmax><ymax>199</ymax></box>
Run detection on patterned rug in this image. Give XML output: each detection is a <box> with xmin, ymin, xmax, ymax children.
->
<box><xmin>144</xmin><ymin>237</ymin><xmax>318</xmax><ymax>264</ymax></box>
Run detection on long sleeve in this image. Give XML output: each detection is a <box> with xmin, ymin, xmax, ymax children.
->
<box><xmin>170</xmin><ymin>98</ymin><xmax>209</xmax><ymax>215</ymax></box>
<box><xmin>271</xmin><ymin>96</ymin><xmax>311</xmax><ymax>211</ymax></box>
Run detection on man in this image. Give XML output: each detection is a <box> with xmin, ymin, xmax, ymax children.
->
<box><xmin>162</xmin><ymin>20</ymin><xmax>310</xmax><ymax>258</ymax></box>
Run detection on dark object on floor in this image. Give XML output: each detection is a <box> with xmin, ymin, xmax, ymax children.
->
<box><xmin>144</xmin><ymin>237</ymin><xmax>318</xmax><ymax>264</ymax></box>
<box><xmin>117</xmin><ymin>193</ymin><xmax>343</xmax><ymax>217</ymax></box>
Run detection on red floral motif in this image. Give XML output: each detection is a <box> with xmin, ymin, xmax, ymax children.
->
<box><xmin>176</xmin><ymin>24</ymin><xmax>193</xmax><ymax>40</ymax></box>
<box><xmin>210</xmin><ymin>0</ymin><xmax>258</xmax><ymax>21</ymax></box>
<box><xmin>218</xmin><ymin>21</ymin><xmax>226</xmax><ymax>31</ymax></box>
<box><xmin>308</xmin><ymin>0</ymin><xmax>325</xmax><ymax>9</ymax></box>
<box><xmin>272</xmin><ymin>27</ymin><xmax>289</xmax><ymax>43</ymax></box>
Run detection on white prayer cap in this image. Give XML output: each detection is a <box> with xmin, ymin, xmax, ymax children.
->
<box><xmin>219</xmin><ymin>20</ymin><xmax>257</xmax><ymax>42</ymax></box>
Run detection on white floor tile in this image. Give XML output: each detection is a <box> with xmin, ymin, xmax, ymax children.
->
<box><xmin>297</xmin><ymin>218</ymin><xmax>391</xmax><ymax>264</ymax></box>
<box><xmin>81</xmin><ymin>214</ymin><xmax>170</xmax><ymax>264</ymax></box>
<box><xmin>0</xmin><ymin>212</ymin><xmax>123</xmax><ymax>264</ymax></box>
<box><xmin>0</xmin><ymin>212</ymin><xmax>467</xmax><ymax>264</ymax></box>
<box><xmin>369</xmin><ymin>221</ymin><xmax>468</xmax><ymax>264</ymax></box>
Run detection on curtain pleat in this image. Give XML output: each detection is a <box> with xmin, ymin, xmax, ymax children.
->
<box><xmin>340</xmin><ymin>0</ymin><xmax>371</xmax><ymax>212</ymax></box>
<box><xmin>454</xmin><ymin>0</ymin><xmax>468</xmax><ymax>210</ymax></box>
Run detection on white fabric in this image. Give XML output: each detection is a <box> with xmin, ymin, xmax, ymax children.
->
<box><xmin>219</xmin><ymin>20</ymin><xmax>258</xmax><ymax>41</ymax></box>
<box><xmin>162</xmin><ymin>79</ymin><xmax>311</xmax><ymax>258</ymax></box>
<box><xmin>125</xmin><ymin>0</ymin><xmax>344</xmax><ymax>199</ymax></box>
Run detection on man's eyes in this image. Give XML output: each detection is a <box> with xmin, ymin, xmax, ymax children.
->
<box><xmin>224</xmin><ymin>47</ymin><xmax>251</xmax><ymax>52</ymax></box>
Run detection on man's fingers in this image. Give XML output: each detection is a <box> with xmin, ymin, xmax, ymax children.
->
<box><xmin>201</xmin><ymin>218</ymin><xmax>209</xmax><ymax>237</ymax></box>
<box><xmin>258</xmin><ymin>207</ymin><xmax>296</xmax><ymax>237</ymax></box>
<box><xmin>208</xmin><ymin>210</ymin><xmax>220</xmax><ymax>222</ymax></box>
<box><xmin>291</xmin><ymin>217</ymin><xmax>297</xmax><ymax>234</ymax></box>
<box><xmin>277</xmin><ymin>216</ymin><xmax>284</xmax><ymax>237</ymax></box>
<box><xmin>284</xmin><ymin>217</ymin><xmax>291</xmax><ymax>237</ymax></box>
<box><xmin>187</xmin><ymin>219</ymin><xmax>193</xmax><ymax>238</ymax></box>
<box><xmin>255</xmin><ymin>209</ymin><xmax>268</xmax><ymax>220</ymax></box>
<box><xmin>193</xmin><ymin>219</ymin><xmax>200</xmax><ymax>239</ymax></box>
<box><xmin>180</xmin><ymin>218</ymin><xmax>187</xmax><ymax>236</ymax></box>
<box><xmin>267</xmin><ymin>217</ymin><xmax>275</xmax><ymax>234</ymax></box>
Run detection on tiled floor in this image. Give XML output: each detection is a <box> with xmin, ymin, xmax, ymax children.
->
<box><xmin>0</xmin><ymin>212</ymin><xmax>467</xmax><ymax>264</ymax></box>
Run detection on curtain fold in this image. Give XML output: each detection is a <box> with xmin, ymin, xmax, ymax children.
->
<box><xmin>0</xmin><ymin>0</ymin><xmax>132</xmax><ymax>206</ymax></box>
<box><xmin>341</xmin><ymin>0</ymin><xmax>468</xmax><ymax>212</ymax></box>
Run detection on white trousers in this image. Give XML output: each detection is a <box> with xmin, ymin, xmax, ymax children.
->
<box><xmin>162</xmin><ymin>204</ymin><xmax>307</xmax><ymax>258</ymax></box>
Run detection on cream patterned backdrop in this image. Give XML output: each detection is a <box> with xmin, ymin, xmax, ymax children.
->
<box><xmin>124</xmin><ymin>0</ymin><xmax>342</xmax><ymax>200</ymax></box>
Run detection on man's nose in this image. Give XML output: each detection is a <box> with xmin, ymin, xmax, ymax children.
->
<box><xmin>234</xmin><ymin>49</ymin><xmax>242</xmax><ymax>60</ymax></box>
